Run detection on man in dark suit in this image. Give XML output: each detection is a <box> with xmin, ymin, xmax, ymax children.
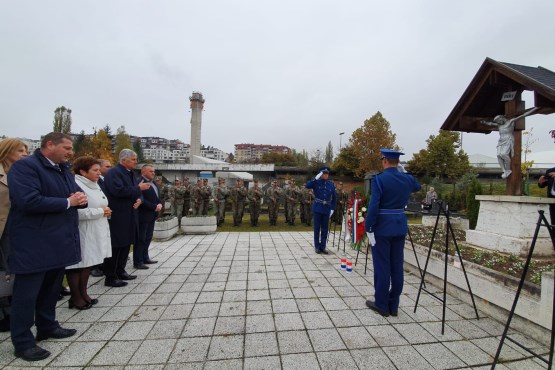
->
<box><xmin>103</xmin><ymin>149</ymin><xmax>151</xmax><ymax>287</ymax></box>
<box><xmin>134</xmin><ymin>165</ymin><xmax>162</xmax><ymax>269</ymax></box>
<box><xmin>538</xmin><ymin>166</ymin><xmax>555</xmax><ymax>224</ymax></box>
<box><xmin>8</xmin><ymin>132</ymin><xmax>87</xmax><ymax>361</ymax></box>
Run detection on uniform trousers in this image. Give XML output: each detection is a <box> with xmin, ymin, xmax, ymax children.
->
<box><xmin>104</xmin><ymin>245</ymin><xmax>131</xmax><ymax>279</ymax></box>
<box><xmin>134</xmin><ymin>221</ymin><xmax>155</xmax><ymax>266</ymax></box>
<box><xmin>10</xmin><ymin>268</ymin><xmax>64</xmax><ymax>351</ymax></box>
<box><xmin>313</xmin><ymin>211</ymin><xmax>330</xmax><ymax>251</ymax></box>
<box><xmin>371</xmin><ymin>235</ymin><xmax>405</xmax><ymax>313</ymax></box>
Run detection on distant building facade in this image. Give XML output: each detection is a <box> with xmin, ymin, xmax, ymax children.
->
<box><xmin>139</xmin><ymin>136</ymin><xmax>226</xmax><ymax>163</ymax></box>
<box><xmin>235</xmin><ymin>143</ymin><xmax>291</xmax><ymax>163</ymax></box>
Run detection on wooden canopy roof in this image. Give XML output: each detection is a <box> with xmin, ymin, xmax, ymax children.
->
<box><xmin>441</xmin><ymin>58</ymin><xmax>555</xmax><ymax>133</ymax></box>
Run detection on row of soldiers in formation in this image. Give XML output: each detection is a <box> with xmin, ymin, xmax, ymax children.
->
<box><xmin>159</xmin><ymin>177</ymin><xmax>349</xmax><ymax>227</ymax></box>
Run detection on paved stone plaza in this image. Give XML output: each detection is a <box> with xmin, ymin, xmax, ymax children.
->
<box><xmin>0</xmin><ymin>232</ymin><xmax>550</xmax><ymax>369</ymax></box>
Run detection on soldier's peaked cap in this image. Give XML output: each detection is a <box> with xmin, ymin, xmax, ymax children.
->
<box><xmin>319</xmin><ymin>166</ymin><xmax>330</xmax><ymax>173</ymax></box>
<box><xmin>380</xmin><ymin>149</ymin><xmax>404</xmax><ymax>160</ymax></box>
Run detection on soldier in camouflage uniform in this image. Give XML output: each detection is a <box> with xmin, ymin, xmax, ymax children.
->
<box><xmin>200</xmin><ymin>178</ymin><xmax>212</xmax><ymax>216</ymax></box>
<box><xmin>266</xmin><ymin>179</ymin><xmax>282</xmax><ymax>226</ymax></box>
<box><xmin>230</xmin><ymin>178</ymin><xmax>247</xmax><ymax>226</ymax></box>
<box><xmin>302</xmin><ymin>187</ymin><xmax>314</xmax><ymax>226</ymax></box>
<box><xmin>213</xmin><ymin>178</ymin><xmax>229</xmax><ymax>226</ymax></box>
<box><xmin>157</xmin><ymin>177</ymin><xmax>170</xmax><ymax>216</ymax></box>
<box><xmin>247</xmin><ymin>179</ymin><xmax>263</xmax><ymax>226</ymax></box>
<box><xmin>191</xmin><ymin>179</ymin><xmax>203</xmax><ymax>216</ymax></box>
<box><xmin>285</xmin><ymin>179</ymin><xmax>300</xmax><ymax>226</ymax></box>
<box><xmin>172</xmin><ymin>178</ymin><xmax>189</xmax><ymax>226</ymax></box>
<box><xmin>334</xmin><ymin>181</ymin><xmax>348</xmax><ymax>225</ymax></box>
<box><xmin>181</xmin><ymin>178</ymin><xmax>192</xmax><ymax>217</ymax></box>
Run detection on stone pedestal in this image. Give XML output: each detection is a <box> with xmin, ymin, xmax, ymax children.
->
<box><xmin>153</xmin><ymin>217</ymin><xmax>179</xmax><ymax>241</ymax></box>
<box><xmin>466</xmin><ymin>195</ymin><xmax>555</xmax><ymax>257</ymax></box>
<box><xmin>181</xmin><ymin>216</ymin><xmax>217</xmax><ymax>235</ymax></box>
<box><xmin>422</xmin><ymin>215</ymin><xmax>469</xmax><ymax>230</ymax></box>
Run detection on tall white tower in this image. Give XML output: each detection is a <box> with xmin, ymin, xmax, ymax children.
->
<box><xmin>189</xmin><ymin>91</ymin><xmax>205</xmax><ymax>164</ymax></box>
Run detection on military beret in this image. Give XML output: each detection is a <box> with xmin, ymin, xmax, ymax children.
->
<box><xmin>380</xmin><ymin>149</ymin><xmax>404</xmax><ymax>160</ymax></box>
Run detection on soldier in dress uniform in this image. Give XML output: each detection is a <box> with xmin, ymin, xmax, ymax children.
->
<box><xmin>192</xmin><ymin>179</ymin><xmax>202</xmax><ymax>216</ymax></box>
<box><xmin>247</xmin><ymin>179</ymin><xmax>263</xmax><ymax>226</ymax></box>
<box><xmin>213</xmin><ymin>178</ymin><xmax>229</xmax><ymax>226</ymax></box>
<box><xmin>305</xmin><ymin>167</ymin><xmax>336</xmax><ymax>254</ymax></box>
<box><xmin>266</xmin><ymin>180</ymin><xmax>282</xmax><ymax>226</ymax></box>
<box><xmin>285</xmin><ymin>179</ymin><xmax>300</xmax><ymax>226</ymax></box>
<box><xmin>364</xmin><ymin>149</ymin><xmax>421</xmax><ymax>317</ymax></box>
<box><xmin>302</xmin><ymin>188</ymin><xmax>314</xmax><ymax>226</ymax></box>
<box><xmin>334</xmin><ymin>181</ymin><xmax>348</xmax><ymax>225</ymax></box>
<box><xmin>230</xmin><ymin>178</ymin><xmax>247</xmax><ymax>226</ymax></box>
<box><xmin>200</xmin><ymin>178</ymin><xmax>212</xmax><ymax>216</ymax></box>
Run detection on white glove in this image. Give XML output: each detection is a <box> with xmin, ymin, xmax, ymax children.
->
<box><xmin>366</xmin><ymin>232</ymin><xmax>376</xmax><ymax>246</ymax></box>
<box><xmin>315</xmin><ymin>171</ymin><xmax>323</xmax><ymax>180</ymax></box>
<box><xmin>397</xmin><ymin>164</ymin><xmax>407</xmax><ymax>173</ymax></box>
<box><xmin>330</xmin><ymin>210</ymin><xmax>334</xmax><ymax>217</ymax></box>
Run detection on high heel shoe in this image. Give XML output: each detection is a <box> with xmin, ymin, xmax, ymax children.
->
<box><xmin>68</xmin><ymin>300</ymin><xmax>92</xmax><ymax>310</ymax></box>
<box><xmin>86</xmin><ymin>298</ymin><xmax>99</xmax><ymax>306</ymax></box>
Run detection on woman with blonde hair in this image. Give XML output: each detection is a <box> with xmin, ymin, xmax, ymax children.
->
<box><xmin>65</xmin><ymin>156</ymin><xmax>112</xmax><ymax>309</ymax></box>
<box><xmin>0</xmin><ymin>138</ymin><xmax>28</xmax><ymax>330</ymax></box>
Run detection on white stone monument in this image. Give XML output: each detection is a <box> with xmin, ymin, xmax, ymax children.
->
<box><xmin>189</xmin><ymin>91</ymin><xmax>205</xmax><ymax>164</ymax></box>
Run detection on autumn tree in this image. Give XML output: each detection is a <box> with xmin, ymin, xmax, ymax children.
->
<box><xmin>333</xmin><ymin>145</ymin><xmax>357</xmax><ymax>176</ymax></box>
<box><xmin>325</xmin><ymin>141</ymin><xmax>334</xmax><ymax>163</ymax></box>
<box><xmin>407</xmin><ymin>130</ymin><xmax>471</xmax><ymax>180</ymax></box>
<box><xmin>89</xmin><ymin>129</ymin><xmax>113</xmax><ymax>160</ymax></box>
<box><xmin>52</xmin><ymin>106</ymin><xmax>72</xmax><ymax>133</ymax></box>
<box><xmin>133</xmin><ymin>140</ymin><xmax>145</xmax><ymax>162</ymax></box>
<box><xmin>261</xmin><ymin>152</ymin><xmax>296</xmax><ymax>165</ymax></box>
<box><xmin>73</xmin><ymin>130</ymin><xmax>91</xmax><ymax>157</ymax></box>
<box><xmin>346</xmin><ymin>111</ymin><xmax>399</xmax><ymax>177</ymax></box>
<box><xmin>114</xmin><ymin>126</ymin><xmax>132</xmax><ymax>159</ymax></box>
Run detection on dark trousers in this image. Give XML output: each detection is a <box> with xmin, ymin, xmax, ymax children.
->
<box><xmin>104</xmin><ymin>245</ymin><xmax>131</xmax><ymax>279</ymax></box>
<box><xmin>134</xmin><ymin>221</ymin><xmax>155</xmax><ymax>265</ymax></box>
<box><xmin>10</xmin><ymin>268</ymin><xmax>64</xmax><ymax>352</ymax></box>
<box><xmin>371</xmin><ymin>235</ymin><xmax>405</xmax><ymax>314</ymax></box>
<box><xmin>313</xmin><ymin>211</ymin><xmax>330</xmax><ymax>251</ymax></box>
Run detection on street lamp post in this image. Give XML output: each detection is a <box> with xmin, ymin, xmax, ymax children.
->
<box><xmin>339</xmin><ymin>132</ymin><xmax>345</xmax><ymax>151</ymax></box>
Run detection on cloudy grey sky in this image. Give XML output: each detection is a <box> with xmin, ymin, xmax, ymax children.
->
<box><xmin>1</xmin><ymin>0</ymin><xmax>554</xmax><ymax>160</ymax></box>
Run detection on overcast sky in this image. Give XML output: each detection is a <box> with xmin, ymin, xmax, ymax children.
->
<box><xmin>1</xmin><ymin>0</ymin><xmax>554</xmax><ymax>161</ymax></box>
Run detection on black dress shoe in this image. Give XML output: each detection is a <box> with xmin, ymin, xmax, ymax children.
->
<box><xmin>36</xmin><ymin>327</ymin><xmax>77</xmax><ymax>341</ymax></box>
<box><xmin>86</xmin><ymin>298</ymin><xmax>99</xmax><ymax>305</ymax></box>
<box><xmin>134</xmin><ymin>264</ymin><xmax>149</xmax><ymax>270</ymax></box>
<box><xmin>321</xmin><ymin>250</ymin><xmax>329</xmax><ymax>255</ymax></box>
<box><xmin>14</xmin><ymin>345</ymin><xmax>51</xmax><ymax>361</ymax></box>
<box><xmin>390</xmin><ymin>311</ymin><xmax>398</xmax><ymax>317</ymax></box>
<box><xmin>105</xmin><ymin>278</ymin><xmax>128</xmax><ymax>287</ymax></box>
<box><xmin>90</xmin><ymin>268</ymin><xmax>104</xmax><ymax>277</ymax></box>
<box><xmin>144</xmin><ymin>259</ymin><xmax>158</xmax><ymax>264</ymax></box>
<box><xmin>366</xmin><ymin>300</ymin><xmax>390</xmax><ymax>317</ymax></box>
<box><xmin>315</xmin><ymin>250</ymin><xmax>322</xmax><ymax>254</ymax></box>
<box><xmin>118</xmin><ymin>272</ymin><xmax>137</xmax><ymax>280</ymax></box>
<box><xmin>68</xmin><ymin>300</ymin><xmax>92</xmax><ymax>310</ymax></box>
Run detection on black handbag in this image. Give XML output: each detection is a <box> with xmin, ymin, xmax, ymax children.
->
<box><xmin>0</xmin><ymin>246</ymin><xmax>13</xmax><ymax>297</ymax></box>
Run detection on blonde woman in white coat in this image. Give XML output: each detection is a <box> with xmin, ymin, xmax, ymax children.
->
<box><xmin>66</xmin><ymin>156</ymin><xmax>112</xmax><ymax>309</ymax></box>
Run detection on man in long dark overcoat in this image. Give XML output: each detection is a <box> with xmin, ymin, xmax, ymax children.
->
<box><xmin>8</xmin><ymin>132</ymin><xmax>88</xmax><ymax>361</ymax></box>
<box><xmin>103</xmin><ymin>149</ymin><xmax>151</xmax><ymax>287</ymax></box>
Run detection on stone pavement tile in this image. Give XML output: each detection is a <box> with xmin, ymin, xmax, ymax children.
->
<box><xmin>505</xmin><ymin>358</ymin><xmax>549</xmax><ymax>370</ymax></box>
<box><xmin>427</xmin><ymin>304</ymin><xmax>463</xmax><ymax>321</ymax></box>
<box><xmin>473</xmin><ymin>317</ymin><xmax>507</xmax><ymax>337</ymax></box>
<box><xmin>248</xmin><ymin>280</ymin><xmax>269</xmax><ymax>290</ymax></box>
<box><xmin>179</xmin><ymin>282</ymin><xmax>204</xmax><ymax>292</ymax></box>
<box><xmin>442</xmin><ymin>340</ymin><xmax>493</xmax><ymax>366</ymax></box>
<box><xmin>410</xmin><ymin>306</ymin><xmax>439</xmax><ymax>322</ymax></box>
<box><xmin>113</xmin><ymin>320</ymin><xmax>156</xmax><ymax>340</ymax></box>
<box><xmin>268</xmin><ymin>279</ymin><xmax>289</xmax><ymax>289</ymax></box>
<box><xmin>296</xmin><ymin>298</ymin><xmax>324</xmax><ymax>312</ymax></box>
<box><xmin>414</xmin><ymin>342</ymin><xmax>467</xmax><ymax>369</ymax></box>
<box><xmin>281</xmin><ymin>353</ymin><xmax>320</xmax><ymax>370</ymax></box>
<box><xmin>129</xmin><ymin>305</ymin><xmax>166</xmax><ymax>321</ymax></box>
<box><xmin>336</xmin><ymin>285</ymin><xmax>364</xmax><ymax>297</ymax></box>
<box><xmin>471</xmin><ymin>337</ymin><xmax>528</xmax><ymax>362</ymax></box>
<box><xmin>90</xmin><ymin>339</ymin><xmax>141</xmax><ymax>365</ymax></box>
<box><xmin>244</xmin><ymin>332</ymin><xmax>279</xmax><ymax>357</ymax></box>
<box><xmin>130</xmin><ymin>283</ymin><xmax>160</xmax><ymax>295</ymax></box>
<box><xmin>222</xmin><ymin>290</ymin><xmax>247</xmax><ymax>302</ymax></box>
<box><xmin>164</xmin><ymin>362</ymin><xmax>203</xmax><ymax>370</ymax></box>
<box><xmin>228</xmin><ymin>272</ymin><xmax>248</xmax><ymax>281</ymax></box>
<box><xmin>385</xmin><ymin>308</ymin><xmax>415</xmax><ymax>324</ymax></box>
<box><xmin>6</xmin><ymin>341</ymin><xmax>68</xmax><ymax>368</ymax></box>
<box><xmin>285</xmin><ymin>271</ymin><xmax>305</xmax><ymax>280</ymax></box>
<box><xmin>214</xmin><ymin>316</ymin><xmax>245</xmax><ymax>335</ymax></box>
<box><xmin>301</xmin><ymin>311</ymin><xmax>334</xmax><ymax>329</ymax></box>
<box><xmin>244</xmin><ymin>355</ymin><xmax>281</xmax><ymax>369</ymax></box>
<box><xmin>313</xmin><ymin>286</ymin><xmax>339</xmax><ymax>298</ymax></box>
<box><xmin>270</xmin><ymin>288</ymin><xmax>294</xmax><ymax>299</ymax></box>
<box><xmin>65</xmin><ymin>306</ymin><xmax>110</xmax><ymax>323</ymax></box>
<box><xmin>207</xmin><ymin>334</ymin><xmax>244</xmax><ymax>360</ymax></box>
<box><xmin>97</xmin><ymin>306</ymin><xmax>137</xmax><ymax>322</ymax></box>
<box><xmin>151</xmin><ymin>267</ymin><xmax>176</xmax><ymax>276</ymax></box>
<box><xmin>367</xmin><ymin>324</ymin><xmax>409</xmax><ymax>346</ymax></box>
<box><xmin>420</xmin><ymin>321</ymin><xmax>464</xmax><ymax>341</ymax></box>
<box><xmin>147</xmin><ymin>319</ymin><xmax>186</xmax><ymax>339</ymax></box>
<box><xmin>208</xmin><ymin>273</ymin><xmax>228</xmax><ymax>282</ymax></box>
<box><xmin>350</xmin><ymin>348</ymin><xmax>397</xmax><ymax>370</ymax></box>
<box><xmin>182</xmin><ymin>317</ymin><xmax>216</xmax><ymax>337</ymax></box>
<box><xmin>186</xmin><ymin>274</ymin><xmax>209</xmax><ymax>283</ymax></box>
<box><xmin>320</xmin><ymin>297</ymin><xmax>349</xmax><ymax>311</ymax></box>
<box><xmin>77</xmin><ymin>321</ymin><xmax>124</xmax><ymax>341</ymax></box>
<box><xmin>171</xmin><ymin>291</ymin><xmax>199</xmax><ymax>304</ymax></box>
<box><xmin>189</xmin><ymin>302</ymin><xmax>220</xmax><ymax>318</ymax></box>
<box><xmin>247</xmin><ymin>289</ymin><xmax>271</xmax><ymax>301</ymax></box>
<box><xmin>288</xmin><ymin>279</ymin><xmax>310</xmax><ymax>288</ymax></box>
<box><xmin>196</xmin><ymin>291</ymin><xmax>224</xmax><ymax>303</ymax></box>
<box><xmin>272</xmin><ymin>299</ymin><xmax>299</xmax><ymax>313</ymax></box>
<box><xmin>382</xmin><ymin>345</ymin><xmax>432</xmax><ymax>370</ymax></box>
<box><xmin>338</xmin><ymin>326</ymin><xmax>377</xmax><ymax>349</ymax></box>
<box><xmin>316</xmin><ymin>350</ymin><xmax>358</xmax><ymax>369</ymax></box>
<box><xmin>203</xmin><ymin>358</ymin><xmax>243</xmax><ymax>370</ymax></box>
<box><xmin>116</xmin><ymin>293</ymin><xmax>151</xmax><ymax>306</ymax></box>
<box><xmin>160</xmin><ymin>303</ymin><xmax>193</xmax><ymax>320</ymax></box>
<box><xmin>164</xmin><ymin>274</ymin><xmax>188</xmax><ymax>284</ymax></box>
<box><xmin>143</xmin><ymin>293</ymin><xmax>176</xmax><ymax>306</ymax></box>
<box><xmin>225</xmin><ymin>280</ymin><xmax>248</xmax><ymax>290</ymax></box>
<box><xmin>90</xmin><ymin>293</ymin><xmax>123</xmax><ymax>308</ymax></box>
<box><xmin>277</xmin><ymin>330</ymin><xmax>313</xmax><ymax>354</ymax></box>
<box><xmin>167</xmin><ymin>337</ymin><xmax>211</xmax><ymax>363</ymax></box>
<box><xmin>327</xmin><ymin>309</ymin><xmax>361</xmax><ymax>328</ymax></box>
<box><xmin>393</xmin><ymin>322</ymin><xmax>438</xmax><ymax>344</ymax></box>
<box><xmin>447</xmin><ymin>319</ymin><xmax>490</xmax><ymax>340</ymax></box>
<box><xmin>506</xmin><ymin>333</ymin><xmax>549</xmax><ymax>353</ymax></box>
<box><xmin>352</xmin><ymin>309</ymin><xmax>389</xmax><ymax>326</ymax></box>
<box><xmin>274</xmin><ymin>312</ymin><xmax>305</xmax><ymax>331</ymax></box>
<box><xmin>304</xmin><ymin>270</ymin><xmax>324</xmax><ymax>279</ymax></box>
<box><xmin>307</xmin><ymin>328</ymin><xmax>346</xmax><ymax>351</ymax></box>
<box><xmin>127</xmin><ymin>339</ymin><xmax>176</xmax><ymax>365</ymax></box>
<box><xmin>247</xmin><ymin>300</ymin><xmax>273</xmax><ymax>315</ymax></box>
<box><xmin>142</xmin><ymin>275</ymin><xmax>168</xmax><ymax>284</ymax></box>
<box><xmin>212</xmin><ymin>267</ymin><xmax>230</xmax><ymax>274</ymax></box>
<box><xmin>219</xmin><ymin>301</ymin><xmax>246</xmax><ymax>317</ymax></box>
<box><xmin>47</xmin><ymin>341</ymin><xmax>105</xmax><ymax>367</ymax></box>
<box><xmin>246</xmin><ymin>314</ymin><xmax>276</xmax><ymax>333</ymax></box>
<box><xmin>449</xmin><ymin>302</ymin><xmax>481</xmax><ymax>319</ymax></box>
<box><xmin>291</xmin><ymin>287</ymin><xmax>317</xmax><ymax>299</ymax></box>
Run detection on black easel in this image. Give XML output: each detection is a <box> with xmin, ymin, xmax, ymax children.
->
<box><xmin>491</xmin><ymin>210</ymin><xmax>554</xmax><ymax>369</ymax></box>
<box><xmin>414</xmin><ymin>200</ymin><xmax>479</xmax><ymax>334</ymax></box>
<box><xmin>407</xmin><ymin>226</ymin><xmax>426</xmax><ymax>287</ymax></box>
<box><xmin>354</xmin><ymin>235</ymin><xmax>371</xmax><ymax>275</ymax></box>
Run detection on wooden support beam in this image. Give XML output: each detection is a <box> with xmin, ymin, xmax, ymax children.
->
<box><xmin>507</xmin><ymin>100</ymin><xmax>525</xmax><ymax>196</ymax></box>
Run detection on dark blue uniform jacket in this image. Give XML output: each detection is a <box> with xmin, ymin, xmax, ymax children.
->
<box><xmin>305</xmin><ymin>178</ymin><xmax>336</xmax><ymax>215</ymax></box>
